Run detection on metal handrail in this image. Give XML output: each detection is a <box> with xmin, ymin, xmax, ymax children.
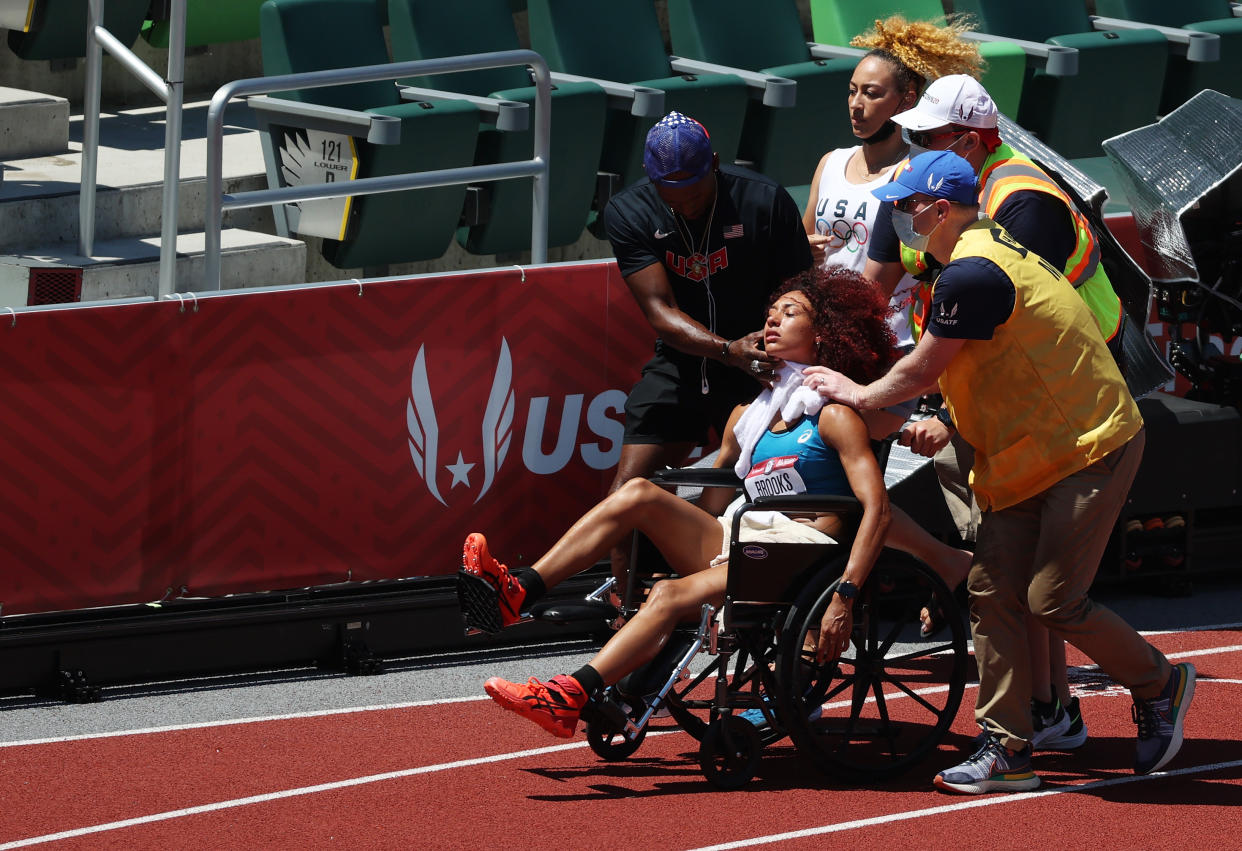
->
<box><xmin>204</xmin><ymin>49</ymin><xmax>552</xmax><ymax>292</ymax></box>
<box><xmin>80</xmin><ymin>0</ymin><xmax>186</xmax><ymax>297</ymax></box>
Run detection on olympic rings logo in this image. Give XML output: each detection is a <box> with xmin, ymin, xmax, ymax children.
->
<box><xmin>815</xmin><ymin>218</ymin><xmax>869</xmax><ymax>252</ymax></box>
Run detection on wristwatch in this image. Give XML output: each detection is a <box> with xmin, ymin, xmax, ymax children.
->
<box><xmin>720</xmin><ymin>338</ymin><xmax>733</xmax><ymax>360</ymax></box>
<box><xmin>834</xmin><ymin>580</ymin><xmax>859</xmax><ymax>601</ymax></box>
<box><xmin>934</xmin><ymin>405</ymin><xmax>955</xmax><ymax>430</ymax></box>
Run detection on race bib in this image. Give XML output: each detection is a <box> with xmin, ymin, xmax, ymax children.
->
<box><xmin>744</xmin><ymin>455</ymin><xmax>807</xmax><ymax>500</ymax></box>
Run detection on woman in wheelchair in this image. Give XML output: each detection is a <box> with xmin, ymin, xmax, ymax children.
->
<box><xmin>467</xmin><ymin>266</ymin><xmax>966</xmax><ymax>739</ymax></box>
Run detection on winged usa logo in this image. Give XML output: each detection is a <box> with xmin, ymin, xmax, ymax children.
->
<box><xmin>407</xmin><ymin>339</ymin><xmax>515</xmax><ymax>506</ymax></box>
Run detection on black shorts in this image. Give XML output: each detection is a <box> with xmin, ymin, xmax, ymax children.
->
<box><xmin>623</xmin><ymin>350</ymin><xmax>759</xmax><ymax>445</ymax></box>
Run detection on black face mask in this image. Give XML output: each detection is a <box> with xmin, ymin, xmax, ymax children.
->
<box><xmin>862</xmin><ymin>119</ymin><xmax>899</xmax><ymax>145</ymax></box>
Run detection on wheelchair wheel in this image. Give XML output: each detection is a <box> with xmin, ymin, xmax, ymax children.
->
<box><xmin>585</xmin><ymin>718</ymin><xmax>647</xmax><ymax>761</ymax></box>
<box><xmin>774</xmin><ymin>552</ymin><xmax>967</xmax><ymax>781</ymax></box>
<box><xmin>699</xmin><ymin>714</ymin><xmax>762</xmax><ymax>789</ymax></box>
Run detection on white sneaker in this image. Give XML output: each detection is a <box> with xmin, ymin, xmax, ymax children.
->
<box><xmin>1030</xmin><ymin>697</ymin><xmax>1072</xmax><ymax>750</ymax></box>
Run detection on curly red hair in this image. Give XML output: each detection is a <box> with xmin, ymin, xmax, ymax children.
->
<box><xmin>771</xmin><ymin>267</ymin><xmax>898</xmax><ymax>385</ymax></box>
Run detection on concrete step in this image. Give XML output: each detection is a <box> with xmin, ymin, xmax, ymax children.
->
<box><xmin>0</xmin><ymin>86</ymin><xmax>69</xmax><ymax>160</ymax></box>
<box><xmin>0</xmin><ymin>227</ymin><xmax>307</xmax><ymax>304</ymax></box>
<box><xmin>0</xmin><ymin>99</ymin><xmax>270</xmax><ymax>252</ymax></box>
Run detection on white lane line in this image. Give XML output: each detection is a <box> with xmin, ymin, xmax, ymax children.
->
<box><xmin>1142</xmin><ymin>621</ymin><xmax>1242</xmax><ymax>636</ymax></box>
<box><xmin>0</xmin><ymin>695</ymin><xmax>490</xmax><ymax>749</ymax></box>
<box><xmin>683</xmin><ymin>758</ymin><xmax>1242</xmax><ymax>851</ymax></box>
<box><xmin>7</xmin><ymin>639</ymin><xmax>1241</xmax><ymax>750</ymax></box>
<box><xmin>0</xmin><ymin>730</ymin><xmax>677</xmax><ymax>850</ymax></box>
<box><xmin>1168</xmin><ymin>643</ymin><xmax>1242</xmax><ymax>660</ymax></box>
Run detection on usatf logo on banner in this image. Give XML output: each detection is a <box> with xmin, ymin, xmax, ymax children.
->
<box><xmin>406</xmin><ymin>338</ymin><xmax>628</xmax><ymax>506</ymax></box>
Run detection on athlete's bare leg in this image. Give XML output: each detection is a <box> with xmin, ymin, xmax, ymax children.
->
<box><xmin>605</xmin><ymin>441</ymin><xmax>697</xmax><ymax>597</ymax></box>
<box><xmin>531</xmin><ymin>476</ymin><xmax>722</xmax><ymax>593</ymax></box>
<box><xmin>588</xmin><ymin>565</ymin><xmax>728</xmax><ymax>684</ymax></box>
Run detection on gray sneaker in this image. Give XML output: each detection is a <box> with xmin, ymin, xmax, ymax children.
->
<box><xmin>935</xmin><ymin>735</ymin><xmax>1041</xmax><ymax>794</ymax></box>
<box><xmin>1133</xmin><ymin>662</ymin><xmax>1196</xmax><ymax>775</ymax></box>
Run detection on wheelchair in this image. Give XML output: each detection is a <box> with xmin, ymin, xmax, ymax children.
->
<box><xmin>524</xmin><ymin>449</ymin><xmax>971</xmax><ymax>790</ymax></box>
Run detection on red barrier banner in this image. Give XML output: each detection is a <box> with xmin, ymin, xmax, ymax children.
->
<box><xmin>0</xmin><ymin>262</ymin><xmax>654</xmax><ymax>616</ymax></box>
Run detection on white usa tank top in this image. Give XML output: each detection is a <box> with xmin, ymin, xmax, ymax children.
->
<box><xmin>812</xmin><ymin>145</ymin><xmax>919</xmax><ymax>348</ymax></box>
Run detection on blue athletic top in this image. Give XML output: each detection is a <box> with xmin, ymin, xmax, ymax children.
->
<box><xmin>743</xmin><ymin>412</ymin><xmax>851</xmax><ymax>501</ymax></box>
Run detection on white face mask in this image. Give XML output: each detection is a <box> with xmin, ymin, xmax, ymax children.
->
<box><xmin>891</xmin><ymin>202</ymin><xmax>940</xmax><ymax>253</ymax></box>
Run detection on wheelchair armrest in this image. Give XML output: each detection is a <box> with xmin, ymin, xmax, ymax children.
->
<box><xmin>395</xmin><ymin>86</ymin><xmax>530</xmax><ymax>131</ymax></box>
<box><xmin>806</xmin><ymin>42</ymin><xmax>867</xmax><ymax>61</ymax></box>
<box><xmin>548</xmin><ymin>71</ymin><xmax>664</xmax><ymax>117</ymax></box>
<box><xmin>249</xmin><ymin>95</ymin><xmax>403</xmax><ymax>144</ymax></box>
<box><xmin>649</xmin><ymin>467</ymin><xmax>742</xmax><ymax>489</ymax></box>
<box><xmin>667</xmin><ymin>56</ymin><xmax>795</xmax><ymax>108</ymax></box>
<box><xmin>959</xmin><ymin>32</ymin><xmax>1079</xmax><ymax>76</ymax></box>
<box><xmin>1089</xmin><ymin>16</ymin><xmax>1220</xmax><ymax>62</ymax></box>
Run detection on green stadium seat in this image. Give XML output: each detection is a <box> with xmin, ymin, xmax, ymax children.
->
<box><xmin>527</xmin><ymin>0</ymin><xmax>750</xmax><ymax>195</ymax></box>
<box><xmin>806</xmin><ymin>0</ymin><xmax>1027</xmax><ymax>120</ymax></box>
<box><xmin>387</xmin><ymin>0</ymin><xmax>608</xmax><ymax>256</ymax></box>
<box><xmin>142</xmin><ymin>0</ymin><xmax>265</xmax><ymax>48</ymax></box>
<box><xmin>258</xmin><ymin>0</ymin><xmax>481</xmax><ymax>269</ymax></box>
<box><xmin>7</xmin><ymin>0</ymin><xmax>148</xmax><ymax>60</ymax></box>
<box><xmin>1095</xmin><ymin>0</ymin><xmax>1242</xmax><ymax>111</ymax></box>
<box><xmin>665</xmin><ymin>0</ymin><xmax>857</xmax><ymax>191</ymax></box>
<box><xmin>954</xmin><ymin>0</ymin><xmax>1169</xmax><ymax>159</ymax></box>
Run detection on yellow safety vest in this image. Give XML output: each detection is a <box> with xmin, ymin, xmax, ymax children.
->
<box><xmin>935</xmin><ymin>221</ymin><xmax>1141</xmax><ymax>511</ymax></box>
<box><xmin>903</xmin><ymin>145</ymin><xmax>1123</xmax><ymax>344</ymax></box>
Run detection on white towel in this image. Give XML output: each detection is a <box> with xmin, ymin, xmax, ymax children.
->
<box><xmin>731</xmin><ymin>361</ymin><xmax>824</xmax><ymax>479</ymax></box>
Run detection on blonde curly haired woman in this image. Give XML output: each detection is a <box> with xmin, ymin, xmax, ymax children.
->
<box><xmin>803</xmin><ymin>16</ymin><xmax>983</xmax><ymax>351</ymax></box>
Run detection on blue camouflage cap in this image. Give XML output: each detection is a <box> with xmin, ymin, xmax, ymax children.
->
<box><xmin>643</xmin><ymin>111</ymin><xmax>714</xmax><ymax>186</ymax></box>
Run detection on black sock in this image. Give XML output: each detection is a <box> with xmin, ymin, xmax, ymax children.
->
<box><xmin>511</xmin><ymin>566</ymin><xmax>546</xmax><ymax>606</ymax></box>
<box><xmin>570</xmin><ymin>664</ymin><xmax>604</xmax><ymax>697</ymax></box>
<box><xmin>1033</xmin><ymin>697</ymin><xmax>1057</xmax><ymax>717</ymax></box>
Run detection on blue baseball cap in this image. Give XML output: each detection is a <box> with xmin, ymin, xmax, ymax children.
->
<box><xmin>643</xmin><ymin>111</ymin><xmax>714</xmax><ymax>186</ymax></box>
<box><xmin>872</xmin><ymin>150</ymin><xmax>979</xmax><ymax>205</ymax></box>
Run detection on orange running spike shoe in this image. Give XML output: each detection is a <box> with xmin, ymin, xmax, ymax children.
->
<box><xmin>458</xmin><ymin>532</ymin><xmax>527</xmax><ymax>633</ymax></box>
<box><xmin>484</xmin><ymin>674</ymin><xmax>589</xmax><ymax>738</ymax></box>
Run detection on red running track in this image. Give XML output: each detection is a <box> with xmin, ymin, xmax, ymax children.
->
<box><xmin>2</xmin><ymin>628</ymin><xmax>1240</xmax><ymax>849</ymax></box>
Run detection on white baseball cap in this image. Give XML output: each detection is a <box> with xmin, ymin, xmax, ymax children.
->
<box><xmin>892</xmin><ymin>75</ymin><xmax>999</xmax><ymax>132</ymax></box>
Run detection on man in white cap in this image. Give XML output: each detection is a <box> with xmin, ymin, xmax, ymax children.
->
<box><xmin>867</xmin><ymin>75</ymin><xmax>1124</xmax><ymax>365</ymax></box>
<box><xmin>805</xmin><ymin>149</ymin><xmax>1195</xmax><ymax>795</ymax></box>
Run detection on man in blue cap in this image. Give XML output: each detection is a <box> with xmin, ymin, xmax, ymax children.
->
<box><xmin>598</xmin><ymin>112</ymin><xmax>812</xmax><ymax>591</ymax></box>
<box><xmin>803</xmin><ymin>149</ymin><xmax>1195</xmax><ymax>794</ymax></box>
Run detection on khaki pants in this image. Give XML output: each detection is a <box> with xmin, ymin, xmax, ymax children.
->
<box><xmin>969</xmin><ymin>430</ymin><xmax>1170</xmax><ymax>749</ymax></box>
<box><xmin>933</xmin><ymin>430</ymin><xmax>981</xmax><ymax>543</ymax></box>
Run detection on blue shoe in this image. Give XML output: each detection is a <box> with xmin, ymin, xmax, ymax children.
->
<box><xmin>739</xmin><ymin>708</ymin><xmax>768</xmax><ymax>727</ymax></box>
<box><xmin>935</xmin><ymin>735</ymin><xmax>1040</xmax><ymax>794</ymax></box>
<box><xmin>740</xmin><ymin>691</ymin><xmax>774</xmax><ymax>729</ymax></box>
<box><xmin>1133</xmin><ymin>662</ymin><xmax>1196</xmax><ymax>775</ymax></box>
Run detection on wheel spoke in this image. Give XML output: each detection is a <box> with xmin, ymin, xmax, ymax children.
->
<box><xmin>878</xmin><ymin>673</ymin><xmax>950</xmax><ymax>717</ymax></box>
<box><xmin>878</xmin><ymin>641</ymin><xmax>958</xmax><ymax>666</ymax></box>
<box><xmin>869</xmin><ymin>676</ymin><xmax>900</xmax><ymax>759</ymax></box>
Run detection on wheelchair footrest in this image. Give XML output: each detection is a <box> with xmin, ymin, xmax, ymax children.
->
<box><xmin>528</xmin><ymin>598</ymin><xmax>617</xmax><ymax>625</ymax></box>
<box><xmin>456</xmin><ymin>569</ymin><xmax>506</xmax><ymax>634</ymax></box>
<box><xmin>581</xmin><ymin>694</ymin><xmax>633</xmax><ymax>731</ymax></box>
